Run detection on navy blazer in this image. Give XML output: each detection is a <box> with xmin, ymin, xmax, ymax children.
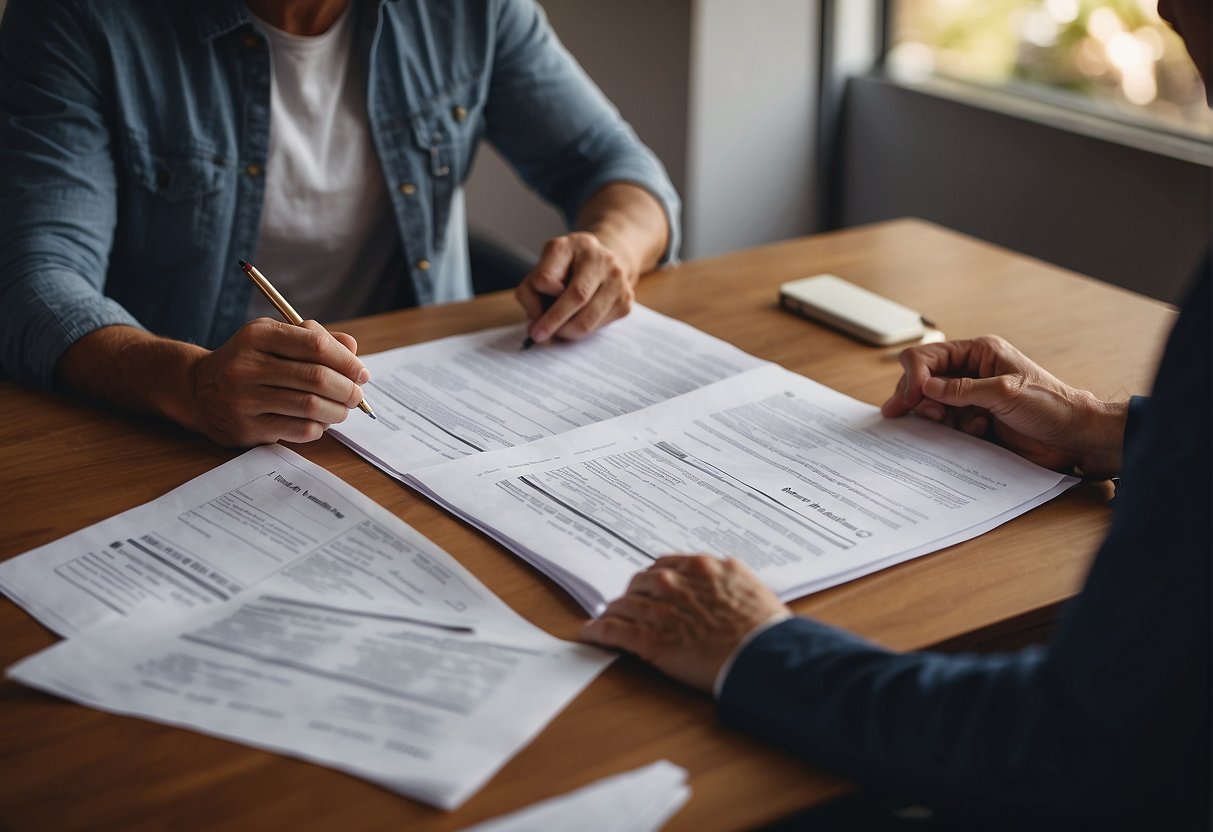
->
<box><xmin>720</xmin><ymin>262</ymin><xmax>1211</xmax><ymax>827</ymax></box>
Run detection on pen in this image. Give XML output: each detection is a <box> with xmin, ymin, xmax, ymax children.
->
<box><xmin>238</xmin><ymin>259</ymin><xmax>377</xmax><ymax>420</ymax></box>
<box><xmin>521</xmin><ymin>293</ymin><xmax>559</xmax><ymax>350</ymax></box>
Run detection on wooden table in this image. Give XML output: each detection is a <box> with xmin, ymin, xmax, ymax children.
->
<box><xmin>0</xmin><ymin>220</ymin><xmax>1177</xmax><ymax>831</ymax></box>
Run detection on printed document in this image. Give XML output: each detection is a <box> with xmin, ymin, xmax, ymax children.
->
<box><xmin>331</xmin><ymin>305</ymin><xmax>768</xmax><ymax>478</ymax></box>
<box><xmin>4</xmin><ymin>446</ymin><xmax>612</xmax><ymax>809</ymax></box>
<box><xmin>0</xmin><ymin>445</ymin><xmax>459</xmax><ymax>638</ymax></box>
<box><xmin>407</xmin><ymin>364</ymin><xmax>1079</xmax><ymax>614</ymax></box>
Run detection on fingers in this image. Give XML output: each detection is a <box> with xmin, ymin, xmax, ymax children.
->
<box><xmin>243</xmin><ymin>413</ymin><xmax>332</xmax><ymax>445</ymax></box>
<box><xmin>581</xmin><ymin>555</ymin><xmax>787</xmax><ymax>692</ymax></box>
<box><xmin>880</xmin><ymin>336</ymin><xmax>1028</xmax><ymax>419</ymax></box>
<box><xmin>517</xmin><ymin>233</ymin><xmax>636</xmax><ymax>345</ymax></box>
<box><xmin>191</xmin><ymin>319</ymin><xmax>373</xmax><ymax>447</ymax></box>
<box><xmin>579</xmin><ymin>614</ymin><xmax>647</xmax><ymax>652</ymax></box>
<box><xmin>267</xmin><ymin>320</ymin><xmax>369</xmax><ymax>384</ymax></box>
<box><xmin>523</xmin><ymin>236</ymin><xmax>579</xmax><ymax>301</ymax></box>
<box><xmin>876</xmin><ymin>335</ymin><xmax>1092</xmax><ymax>470</ymax></box>
<box><xmin>880</xmin><ymin>341</ymin><xmax>958</xmax><ymax>417</ymax></box>
<box><xmin>232</xmin><ymin>323</ymin><xmax>361</xmax><ymax>408</ymax></box>
<box><xmin>330</xmin><ymin>330</ymin><xmax>360</xmax><ymax>357</ymax></box>
<box><xmin>921</xmin><ymin>373</ymin><xmax>1024</xmax><ymax>415</ymax></box>
<box><xmin>516</xmin><ymin>236</ymin><xmax>577</xmax><ymax>325</ymax></box>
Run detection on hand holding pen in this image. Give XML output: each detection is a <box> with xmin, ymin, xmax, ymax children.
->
<box><xmin>240</xmin><ymin>260</ymin><xmax>375</xmax><ymax>419</ymax></box>
<box><xmin>163</xmin><ymin>261</ymin><xmax>374</xmax><ymax>448</ymax></box>
<box><xmin>515</xmin><ymin>231</ymin><xmax>641</xmax><ymax>349</ymax></box>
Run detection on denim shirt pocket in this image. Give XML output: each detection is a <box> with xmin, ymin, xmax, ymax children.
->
<box><xmin>119</xmin><ymin>132</ymin><xmax>229</xmax><ymax>270</ymax></box>
<box><xmin>407</xmin><ymin>76</ymin><xmax>484</xmax><ymax>252</ymax></box>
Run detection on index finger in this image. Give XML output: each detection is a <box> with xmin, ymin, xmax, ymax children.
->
<box><xmin>880</xmin><ymin>340</ymin><xmax>974</xmax><ymax>417</ymax></box>
<box><xmin>255</xmin><ymin>319</ymin><xmax>369</xmax><ymax>384</ymax></box>
<box><xmin>517</xmin><ymin>237</ymin><xmax>576</xmax><ymax>321</ymax></box>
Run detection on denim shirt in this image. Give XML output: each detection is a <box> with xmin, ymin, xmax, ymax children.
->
<box><xmin>0</xmin><ymin>0</ymin><xmax>681</xmax><ymax>387</ymax></box>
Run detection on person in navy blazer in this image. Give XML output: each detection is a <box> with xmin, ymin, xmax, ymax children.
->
<box><xmin>583</xmin><ymin>2</ymin><xmax>1211</xmax><ymax>826</ymax></box>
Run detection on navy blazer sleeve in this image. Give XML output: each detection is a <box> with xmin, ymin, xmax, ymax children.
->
<box><xmin>719</xmin><ymin>265</ymin><xmax>1211</xmax><ymax>822</ymax></box>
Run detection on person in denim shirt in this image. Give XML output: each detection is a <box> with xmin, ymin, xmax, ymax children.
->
<box><xmin>0</xmin><ymin>0</ymin><xmax>680</xmax><ymax>447</ymax></box>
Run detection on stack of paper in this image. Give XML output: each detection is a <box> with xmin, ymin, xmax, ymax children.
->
<box><xmin>459</xmin><ymin>761</ymin><xmax>690</xmax><ymax>832</ymax></box>
<box><xmin>405</xmin><ymin>364</ymin><xmax>1078</xmax><ymax>615</ymax></box>
<box><xmin>1</xmin><ymin>446</ymin><xmax>613</xmax><ymax>809</ymax></box>
<box><xmin>331</xmin><ymin>305</ymin><xmax>769</xmax><ymax>478</ymax></box>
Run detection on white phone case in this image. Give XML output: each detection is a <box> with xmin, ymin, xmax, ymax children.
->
<box><xmin>779</xmin><ymin>274</ymin><xmax>927</xmax><ymax>346</ymax></box>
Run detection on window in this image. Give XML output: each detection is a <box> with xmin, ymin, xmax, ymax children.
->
<box><xmin>887</xmin><ymin>0</ymin><xmax>1211</xmax><ymax>138</ymax></box>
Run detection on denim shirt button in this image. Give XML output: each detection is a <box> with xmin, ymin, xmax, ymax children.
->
<box><xmin>399</xmin><ymin>182</ymin><xmax>417</xmax><ymax>196</ymax></box>
<box><xmin>245</xmin><ymin>163</ymin><xmax>262</xmax><ymax>178</ymax></box>
<box><xmin>242</xmin><ymin>34</ymin><xmax>258</xmax><ymax>48</ymax></box>
<box><xmin>416</xmin><ymin>259</ymin><xmax>431</xmax><ymax>272</ymax></box>
<box><xmin>452</xmin><ymin>105</ymin><xmax>467</xmax><ymax>122</ymax></box>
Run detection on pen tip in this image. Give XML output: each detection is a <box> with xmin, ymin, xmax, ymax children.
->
<box><xmin>368</xmin><ymin>412</ymin><xmax>377</xmax><ymax>420</ymax></box>
<box><xmin>238</xmin><ymin>259</ymin><xmax>249</xmax><ymax>269</ymax></box>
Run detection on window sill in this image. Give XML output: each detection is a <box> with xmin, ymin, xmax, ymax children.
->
<box><xmin>872</xmin><ymin>72</ymin><xmax>1213</xmax><ymax>168</ymax></box>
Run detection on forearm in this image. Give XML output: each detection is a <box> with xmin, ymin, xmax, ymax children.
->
<box><xmin>57</xmin><ymin>319</ymin><xmax>370</xmax><ymax>448</ymax></box>
<box><xmin>575</xmin><ymin>182</ymin><xmax>669</xmax><ymax>279</ymax></box>
<box><xmin>55</xmin><ymin>325</ymin><xmax>204</xmax><ymax>431</ymax></box>
<box><xmin>719</xmin><ymin>619</ymin><xmax>1132</xmax><ymax>817</ymax></box>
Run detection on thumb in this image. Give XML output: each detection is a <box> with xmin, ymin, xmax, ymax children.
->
<box><xmin>923</xmin><ymin>375</ymin><xmax>1017</xmax><ymax>414</ymax></box>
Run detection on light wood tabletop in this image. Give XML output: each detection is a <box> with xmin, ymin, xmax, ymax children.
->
<box><xmin>0</xmin><ymin>219</ymin><xmax>1178</xmax><ymax>831</ymax></box>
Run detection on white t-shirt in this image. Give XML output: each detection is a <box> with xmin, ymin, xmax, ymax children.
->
<box><xmin>247</xmin><ymin>3</ymin><xmax>401</xmax><ymax>323</ymax></box>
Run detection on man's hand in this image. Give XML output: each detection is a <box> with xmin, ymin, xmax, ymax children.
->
<box><xmin>880</xmin><ymin>335</ymin><xmax>1128</xmax><ymax>478</ymax></box>
<box><xmin>517</xmin><ymin>231</ymin><xmax>637</xmax><ymax>344</ymax></box>
<box><xmin>517</xmin><ymin>183</ymin><xmax>668</xmax><ymax>346</ymax></box>
<box><xmin>57</xmin><ymin>320</ymin><xmax>369</xmax><ymax>448</ymax></box>
<box><xmin>186</xmin><ymin>318</ymin><xmax>368</xmax><ymax>446</ymax></box>
<box><xmin>580</xmin><ymin>555</ymin><xmax>790</xmax><ymax>692</ymax></box>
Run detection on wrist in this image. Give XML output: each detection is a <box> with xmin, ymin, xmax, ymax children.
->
<box><xmin>1073</xmin><ymin>393</ymin><xmax>1129</xmax><ymax>478</ymax></box>
<box><xmin>583</xmin><ymin>225</ymin><xmax>646</xmax><ymax>283</ymax></box>
<box><xmin>575</xmin><ymin>183</ymin><xmax>668</xmax><ymax>278</ymax></box>
<box><xmin>712</xmin><ymin>611</ymin><xmax>793</xmax><ymax>699</ymax></box>
<box><xmin>157</xmin><ymin>341</ymin><xmax>211</xmax><ymax>432</ymax></box>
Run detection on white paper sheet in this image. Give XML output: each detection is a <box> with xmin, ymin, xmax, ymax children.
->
<box><xmin>458</xmin><ymin>760</ymin><xmax>690</xmax><ymax>832</ymax></box>
<box><xmin>5</xmin><ymin>447</ymin><xmax>613</xmax><ymax>810</ymax></box>
<box><xmin>0</xmin><ymin>445</ymin><xmax>472</xmax><ymax>638</ymax></box>
<box><xmin>407</xmin><ymin>364</ymin><xmax>1079</xmax><ymax>614</ymax></box>
<box><xmin>330</xmin><ymin>305</ymin><xmax>769</xmax><ymax>478</ymax></box>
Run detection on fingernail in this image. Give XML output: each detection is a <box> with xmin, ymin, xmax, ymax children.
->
<box><xmin>918</xmin><ymin>402</ymin><xmax>945</xmax><ymax>420</ymax></box>
<box><xmin>923</xmin><ymin>377</ymin><xmax>945</xmax><ymax>398</ymax></box>
<box><xmin>531</xmin><ymin>329</ymin><xmax>548</xmax><ymax>344</ymax></box>
<box><xmin>357</xmin><ymin>368</ymin><xmax>370</xmax><ymax>384</ymax></box>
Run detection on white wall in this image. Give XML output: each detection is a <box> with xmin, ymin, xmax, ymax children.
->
<box><xmin>684</xmin><ymin>0</ymin><xmax>819</xmax><ymax>258</ymax></box>
<box><xmin>466</xmin><ymin>1</ymin><xmax>823</xmax><ymax>261</ymax></box>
